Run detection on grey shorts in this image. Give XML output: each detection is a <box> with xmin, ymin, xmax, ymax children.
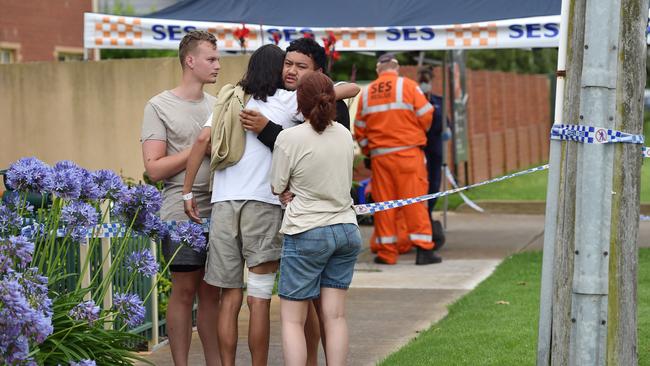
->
<box><xmin>204</xmin><ymin>200</ymin><xmax>283</xmax><ymax>288</ymax></box>
<box><xmin>161</xmin><ymin>234</ymin><xmax>207</xmax><ymax>268</ymax></box>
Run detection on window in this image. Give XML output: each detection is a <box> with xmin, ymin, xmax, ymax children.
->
<box><xmin>57</xmin><ymin>52</ymin><xmax>83</xmax><ymax>62</ymax></box>
<box><xmin>0</xmin><ymin>49</ymin><xmax>13</xmax><ymax>63</ymax></box>
<box><xmin>54</xmin><ymin>47</ymin><xmax>84</xmax><ymax>62</ymax></box>
<box><xmin>0</xmin><ymin>48</ymin><xmax>16</xmax><ymax>64</ymax></box>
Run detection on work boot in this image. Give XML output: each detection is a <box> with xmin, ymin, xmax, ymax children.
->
<box><xmin>373</xmin><ymin>256</ymin><xmax>393</xmax><ymax>265</ymax></box>
<box><xmin>431</xmin><ymin>220</ymin><xmax>446</xmax><ymax>251</ymax></box>
<box><xmin>416</xmin><ymin>247</ymin><xmax>442</xmax><ymax>265</ymax></box>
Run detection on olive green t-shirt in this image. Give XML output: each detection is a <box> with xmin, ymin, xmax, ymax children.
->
<box><xmin>140</xmin><ymin>90</ymin><xmax>216</xmax><ymax>221</ymax></box>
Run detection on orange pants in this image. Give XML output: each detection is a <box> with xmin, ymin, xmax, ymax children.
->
<box><xmin>371</xmin><ymin>148</ymin><xmax>434</xmax><ymax>264</ymax></box>
<box><xmin>370</xmin><ymin>210</ymin><xmax>412</xmax><ymax>254</ymax></box>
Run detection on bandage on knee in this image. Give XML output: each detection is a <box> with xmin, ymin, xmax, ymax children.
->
<box><xmin>247</xmin><ymin>272</ymin><xmax>276</xmax><ymax>299</ymax></box>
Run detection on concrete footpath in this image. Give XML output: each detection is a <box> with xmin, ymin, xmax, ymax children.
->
<box><xmin>139</xmin><ymin>213</ymin><xmax>650</xmax><ymax>365</ymax></box>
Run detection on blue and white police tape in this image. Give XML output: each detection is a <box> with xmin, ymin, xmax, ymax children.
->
<box><xmin>550</xmin><ymin>124</ymin><xmax>644</xmax><ymax>145</ymax></box>
<box><xmin>352</xmin><ymin>164</ymin><xmax>550</xmax><ymax>215</ymax></box>
<box><xmin>20</xmin><ymin>218</ymin><xmax>211</xmax><ymax>239</ymax></box>
<box><xmin>445</xmin><ymin>167</ymin><xmax>484</xmax><ymax>213</ymax></box>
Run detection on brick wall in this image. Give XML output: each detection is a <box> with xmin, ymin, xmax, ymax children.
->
<box><xmin>400</xmin><ymin>65</ymin><xmax>551</xmax><ymax>185</ymax></box>
<box><xmin>0</xmin><ymin>0</ymin><xmax>91</xmax><ymax>62</ymax></box>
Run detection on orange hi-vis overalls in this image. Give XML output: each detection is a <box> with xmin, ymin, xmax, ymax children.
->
<box><xmin>354</xmin><ymin>70</ymin><xmax>435</xmax><ymax>264</ymax></box>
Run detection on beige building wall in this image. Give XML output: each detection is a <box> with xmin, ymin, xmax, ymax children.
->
<box><xmin>0</xmin><ymin>56</ymin><xmax>249</xmax><ymax>184</ymax></box>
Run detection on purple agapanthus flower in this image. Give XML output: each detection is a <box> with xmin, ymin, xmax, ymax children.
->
<box><xmin>69</xmin><ymin>300</ymin><xmax>100</xmax><ymax>325</ymax></box>
<box><xmin>126</xmin><ymin>249</ymin><xmax>159</xmax><ymax>278</ymax></box>
<box><xmin>169</xmin><ymin>221</ymin><xmax>207</xmax><ymax>252</ymax></box>
<box><xmin>1</xmin><ymin>236</ymin><xmax>35</xmax><ymax>270</ymax></box>
<box><xmin>61</xmin><ymin>201</ymin><xmax>99</xmax><ymax>242</ymax></box>
<box><xmin>70</xmin><ymin>360</ymin><xmax>97</xmax><ymax>366</ymax></box>
<box><xmin>132</xmin><ymin>184</ymin><xmax>162</xmax><ymax>213</ymax></box>
<box><xmin>0</xmin><ymin>205</ymin><xmax>23</xmax><ymax>238</ymax></box>
<box><xmin>0</xmin><ymin>333</ymin><xmax>33</xmax><ymax>365</ymax></box>
<box><xmin>113</xmin><ymin>293</ymin><xmax>145</xmax><ymax>327</ymax></box>
<box><xmin>92</xmin><ymin>169</ymin><xmax>126</xmax><ymax>201</ymax></box>
<box><xmin>79</xmin><ymin>169</ymin><xmax>103</xmax><ymax>201</ymax></box>
<box><xmin>142</xmin><ymin>213</ymin><xmax>168</xmax><ymax>240</ymax></box>
<box><xmin>19</xmin><ymin>268</ymin><xmax>53</xmax><ymax>318</ymax></box>
<box><xmin>43</xmin><ymin>160</ymin><xmax>85</xmax><ymax>200</ymax></box>
<box><xmin>0</xmin><ymin>270</ymin><xmax>53</xmax><ymax>363</ymax></box>
<box><xmin>0</xmin><ymin>236</ymin><xmax>35</xmax><ymax>272</ymax></box>
<box><xmin>112</xmin><ymin>185</ymin><xmax>166</xmax><ymax>239</ymax></box>
<box><xmin>3</xmin><ymin>194</ymin><xmax>34</xmax><ymax>215</ymax></box>
<box><xmin>5</xmin><ymin>157</ymin><xmax>51</xmax><ymax>193</ymax></box>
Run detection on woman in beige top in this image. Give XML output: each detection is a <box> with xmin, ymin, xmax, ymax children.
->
<box><xmin>270</xmin><ymin>72</ymin><xmax>361</xmax><ymax>366</ymax></box>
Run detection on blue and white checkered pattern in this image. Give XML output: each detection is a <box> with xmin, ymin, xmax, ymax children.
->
<box><xmin>353</xmin><ymin>164</ymin><xmax>550</xmax><ymax>215</ymax></box>
<box><xmin>20</xmin><ymin>218</ymin><xmax>211</xmax><ymax>239</ymax></box>
<box><xmin>550</xmin><ymin>124</ymin><xmax>645</xmax><ymax>145</ymax></box>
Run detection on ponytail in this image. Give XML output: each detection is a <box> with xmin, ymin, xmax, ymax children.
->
<box><xmin>297</xmin><ymin>72</ymin><xmax>337</xmax><ymax>134</ymax></box>
<box><xmin>308</xmin><ymin>92</ymin><xmax>335</xmax><ymax>133</ymax></box>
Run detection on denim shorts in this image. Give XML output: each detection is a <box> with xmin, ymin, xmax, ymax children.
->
<box><xmin>279</xmin><ymin>223</ymin><xmax>362</xmax><ymax>301</ymax></box>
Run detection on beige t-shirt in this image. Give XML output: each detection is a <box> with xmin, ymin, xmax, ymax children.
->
<box><xmin>270</xmin><ymin>122</ymin><xmax>358</xmax><ymax>235</ymax></box>
<box><xmin>140</xmin><ymin>90</ymin><xmax>216</xmax><ymax>221</ymax></box>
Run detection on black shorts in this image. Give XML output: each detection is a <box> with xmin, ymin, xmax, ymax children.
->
<box><xmin>169</xmin><ymin>264</ymin><xmax>204</xmax><ymax>273</ymax></box>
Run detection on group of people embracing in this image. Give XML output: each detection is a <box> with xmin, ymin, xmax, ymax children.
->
<box><xmin>141</xmin><ymin>30</ymin><xmax>362</xmax><ymax>366</ymax></box>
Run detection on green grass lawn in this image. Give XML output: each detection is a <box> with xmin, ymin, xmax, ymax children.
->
<box><xmin>380</xmin><ymin>249</ymin><xmax>650</xmax><ymax>365</ymax></box>
<box><xmin>437</xmin><ymin>115</ymin><xmax>650</xmax><ymax>210</ymax></box>
<box><xmin>436</xmin><ymin>159</ymin><xmax>650</xmax><ymax>211</ymax></box>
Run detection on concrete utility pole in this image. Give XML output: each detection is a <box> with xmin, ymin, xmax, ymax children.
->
<box><xmin>537</xmin><ymin>0</ymin><xmax>647</xmax><ymax>364</ymax></box>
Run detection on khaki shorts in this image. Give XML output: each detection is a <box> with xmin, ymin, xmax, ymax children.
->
<box><xmin>204</xmin><ymin>200</ymin><xmax>282</xmax><ymax>288</ymax></box>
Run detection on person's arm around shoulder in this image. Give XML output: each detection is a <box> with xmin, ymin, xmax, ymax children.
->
<box><xmin>353</xmin><ymin>91</ymin><xmax>370</xmax><ymax>157</ymax></box>
<box><xmin>334</xmin><ymin>82</ymin><xmax>360</xmax><ymax>100</ymax></box>
<box><xmin>182</xmin><ymin>125</ymin><xmax>211</xmax><ymax>223</ymax></box>
<box><xmin>270</xmin><ymin>131</ymin><xmax>293</xmax><ymax>196</ymax></box>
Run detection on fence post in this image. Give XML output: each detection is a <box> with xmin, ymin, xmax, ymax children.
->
<box><xmin>150</xmin><ymin>239</ymin><xmax>159</xmax><ymax>347</ymax></box>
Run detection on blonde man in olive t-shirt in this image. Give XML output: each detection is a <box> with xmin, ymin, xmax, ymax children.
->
<box><xmin>140</xmin><ymin>30</ymin><xmax>221</xmax><ymax>366</ymax></box>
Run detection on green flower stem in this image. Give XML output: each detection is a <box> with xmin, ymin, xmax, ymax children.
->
<box><xmin>94</xmin><ymin>208</ymin><xmax>140</xmax><ymax>304</ymax></box>
<box><xmin>142</xmin><ymin>243</ymin><xmax>182</xmax><ymax>303</ymax></box>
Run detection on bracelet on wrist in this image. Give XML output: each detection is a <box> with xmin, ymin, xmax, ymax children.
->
<box><xmin>182</xmin><ymin>192</ymin><xmax>193</xmax><ymax>201</ymax></box>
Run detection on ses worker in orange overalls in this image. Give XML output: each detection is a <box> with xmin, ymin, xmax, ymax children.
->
<box><xmin>354</xmin><ymin>53</ymin><xmax>441</xmax><ymax>265</ymax></box>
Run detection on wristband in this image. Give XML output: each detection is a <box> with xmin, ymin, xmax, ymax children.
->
<box><xmin>182</xmin><ymin>192</ymin><xmax>193</xmax><ymax>201</ymax></box>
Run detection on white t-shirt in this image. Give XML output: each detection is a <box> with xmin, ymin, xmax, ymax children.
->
<box><xmin>204</xmin><ymin>89</ymin><xmax>301</xmax><ymax>205</ymax></box>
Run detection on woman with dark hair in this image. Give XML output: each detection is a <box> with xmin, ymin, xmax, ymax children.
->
<box><xmin>183</xmin><ymin>46</ymin><xmax>357</xmax><ymax>366</ymax></box>
<box><xmin>270</xmin><ymin>72</ymin><xmax>361</xmax><ymax>366</ymax></box>
<box><xmin>183</xmin><ymin>43</ymin><xmax>294</xmax><ymax>366</ymax></box>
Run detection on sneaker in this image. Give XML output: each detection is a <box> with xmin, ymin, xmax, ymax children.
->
<box><xmin>416</xmin><ymin>247</ymin><xmax>443</xmax><ymax>265</ymax></box>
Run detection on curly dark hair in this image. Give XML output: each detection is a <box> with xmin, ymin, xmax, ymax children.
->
<box><xmin>239</xmin><ymin>44</ymin><xmax>285</xmax><ymax>102</ymax></box>
<box><xmin>286</xmin><ymin>37</ymin><xmax>328</xmax><ymax>73</ymax></box>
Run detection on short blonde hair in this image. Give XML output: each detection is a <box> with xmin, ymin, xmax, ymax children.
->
<box><xmin>178</xmin><ymin>30</ymin><xmax>217</xmax><ymax>68</ymax></box>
